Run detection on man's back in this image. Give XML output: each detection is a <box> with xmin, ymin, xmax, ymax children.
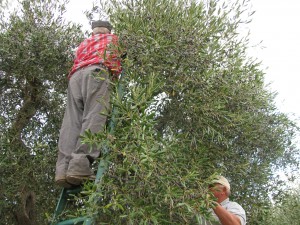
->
<box><xmin>69</xmin><ymin>33</ymin><xmax>120</xmax><ymax>78</ymax></box>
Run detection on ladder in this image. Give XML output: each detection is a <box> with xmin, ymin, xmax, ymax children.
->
<box><xmin>51</xmin><ymin>73</ymin><xmax>125</xmax><ymax>225</ymax></box>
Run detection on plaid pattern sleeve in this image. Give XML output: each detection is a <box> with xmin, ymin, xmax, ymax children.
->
<box><xmin>68</xmin><ymin>34</ymin><xmax>121</xmax><ymax>78</ymax></box>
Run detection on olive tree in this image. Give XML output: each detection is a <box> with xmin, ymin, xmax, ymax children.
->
<box><xmin>1</xmin><ymin>0</ymin><xmax>298</xmax><ymax>224</ymax></box>
<box><xmin>75</xmin><ymin>0</ymin><xmax>299</xmax><ymax>224</ymax></box>
<box><xmin>0</xmin><ymin>0</ymin><xmax>84</xmax><ymax>224</ymax></box>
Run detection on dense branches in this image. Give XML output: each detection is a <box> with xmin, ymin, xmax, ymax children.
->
<box><xmin>1</xmin><ymin>0</ymin><xmax>299</xmax><ymax>224</ymax></box>
<box><xmin>0</xmin><ymin>0</ymin><xmax>84</xmax><ymax>224</ymax></box>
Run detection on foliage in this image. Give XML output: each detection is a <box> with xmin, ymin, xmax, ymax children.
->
<box><xmin>76</xmin><ymin>0</ymin><xmax>299</xmax><ymax>224</ymax></box>
<box><xmin>0</xmin><ymin>0</ymin><xmax>84</xmax><ymax>224</ymax></box>
<box><xmin>0</xmin><ymin>0</ymin><xmax>299</xmax><ymax>224</ymax></box>
<box><xmin>260</xmin><ymin>186</ymin><xmax>300</xmax><ymax>225</ymax></box>
<box><xmin>76</xmin><ymin>72</ymin><xmax>216</xmax><ymax>224</ymax></box>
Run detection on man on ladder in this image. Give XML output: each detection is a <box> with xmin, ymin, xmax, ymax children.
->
<box><xmin>55</xmin><ymin>20</ymin><xmax>122</xmax><ymax>188</ymax></box>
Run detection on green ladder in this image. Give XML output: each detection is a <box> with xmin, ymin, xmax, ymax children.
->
<box><xmin>51</xmin><ymin>73</ymin><xmax>125</xmax><ymax>225</ymax></box>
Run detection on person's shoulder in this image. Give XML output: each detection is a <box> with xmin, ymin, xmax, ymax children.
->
<box><xmin>225</xmin><ymin>200</ymin><xmax>245</xmax><ymax>215</ymax></box>
<box><xmin>227</xmin><ymin>200</ymin><xmax>244</xmax><ymax>210</ymax></box>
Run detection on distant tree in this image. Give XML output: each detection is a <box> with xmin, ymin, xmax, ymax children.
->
<box><xmin>260</xmin><ymin>186</ymin><xmax>300</xmax><ymax>225</ymax></box>
<box><xmin>0</xmin><ymin>0</ymin><xmax>83</xmax><ymax>224</ymax></box>
<box><xmin>75</xmin><ymin>0</ymin><xmax>299</xmax><ymax>224</ymax></box>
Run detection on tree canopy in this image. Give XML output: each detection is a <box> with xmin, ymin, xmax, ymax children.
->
<box><xmin>266</xmin><ymin>186</ymin><xmax>300</xmax><ymax>225</ymax></box>
<box><xmin>0</xmin><ymin>0</ymin><xmax>84</xmax><ymax>223</ymax></box>
<box><xmin>78</xmin><ymin>0</ymin><xmax>299</xmax><ymax>224</ymax></box>
<box><xmin>0</xmin><ymin>0</ymin><xmax>299</xmax><ymax>224</ymax></box>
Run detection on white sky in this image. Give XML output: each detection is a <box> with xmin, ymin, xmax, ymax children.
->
<box><xmin>66</xmin><ymin>0</ymin><xmax>300</xmax><ymax>126</ymax></box>
<box><xmin>247</xmin><ymin>0</ymin><xmax>300</xmax><ymax>122</ymax></box>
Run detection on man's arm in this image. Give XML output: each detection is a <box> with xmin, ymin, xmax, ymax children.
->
<box><xmin>213</xmin><ymin>203</ymin><xmax>241</xmax><ymax>225</ymax></box>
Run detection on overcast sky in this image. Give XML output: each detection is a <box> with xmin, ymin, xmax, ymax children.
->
<box><xmin>66</xmin><ymin>0</ymin><xmax>300</xmax><ymax>124</ymax></box>
<box><xmin>247</xmin><ymin>0</ymin><xmax>300</xmax><ymax>121</ymax></box>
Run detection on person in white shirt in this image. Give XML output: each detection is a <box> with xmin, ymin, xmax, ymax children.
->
<box><xmin>208</xmin><ymin>175</ymin><xmax>246</xmax><ymax>225</ymax></box>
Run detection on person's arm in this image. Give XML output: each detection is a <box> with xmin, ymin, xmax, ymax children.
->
<box><xmin>213</xmin><ymin>203</ymin><xmax>241</xmax><ymax>225</ymax></box>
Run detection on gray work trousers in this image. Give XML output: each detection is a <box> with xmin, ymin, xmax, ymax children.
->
<box><xmin>55</xmin><ymin>65</ymin><xmax>110</xmax><ymax>179</ymax></box>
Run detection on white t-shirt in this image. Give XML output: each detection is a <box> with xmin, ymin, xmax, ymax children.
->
<box><xmin>207</xmin><ymin>198</ymin><xmax>246</xmax><ymax>225</ymax></box>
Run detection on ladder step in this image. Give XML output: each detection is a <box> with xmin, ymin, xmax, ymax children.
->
<box><xmin>51</xmin><ymin>186</ymin><xmax>83</xmax><ymax>224</ymax></box>
<box><xmin>65</xmin><ymin>186</ymin><xmax>83</xmax><ymax>196</ymax></box>
<box><xmin>56</xmin><ymin>217</ymin><xmax>92</xmax><ymax>225</ymax></box>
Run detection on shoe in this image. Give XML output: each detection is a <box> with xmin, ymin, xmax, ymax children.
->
<box><xmin>55</xmin><ymin>176</ymin><xmax>73</xmax><ymax>188</ymax></box>
<box><xmin>66</xmin><ymin>174</ymin><xmax>96</xmax><ymax>186</ymax></box>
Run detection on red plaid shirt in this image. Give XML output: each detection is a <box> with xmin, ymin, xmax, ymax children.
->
<box><xmin>68</xmin><ymin>33</ymin><xmax>121</xmax><ymax>78</ymax></box>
